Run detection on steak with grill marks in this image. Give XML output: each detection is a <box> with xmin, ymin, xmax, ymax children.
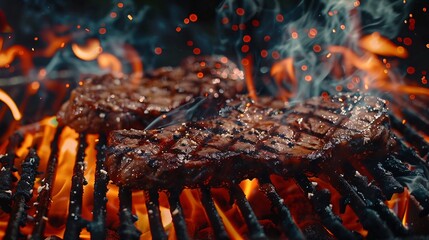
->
<box><xmin>106</xmin><ymin>94</ymin><xmax>393</xmax><ymax>190</ymax></box>
<box><xmin>57</xmin><ymin>55</ymin><xmax>244</xmax><ymax>133</ymax></box>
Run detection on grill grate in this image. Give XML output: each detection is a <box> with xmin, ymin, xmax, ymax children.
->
<box><xmin>258</xmin><ymin>176</ymin><xmax>305</xmax><ymax>240</ymax></box>
<box><xmin>5</xmin><ymin>148</ymin><xmax>39</xmax><ymax>240</ymax></box>
<box><xmin>118</xmin><ymin>187</ymin><xmax>141</xmax><ymax>240</ymax></box>
<box><xmin>64</xmin><ymin>133</ymin><xmax>88</xmax><ymax>240</ymax></box>
<box><xmin>167</xmin><ymin>189</ymin><xmax>190</xmax><ymax>240</ymax></box>
<box><xmin>88</xmin><ymin>134</ymin><xmax>109</xmax><ymax>239</ymax></box>
<box><xmin>1</xmin><ymin>97</ymin><xmax>429</xmax><ymax>239</ymax></box>
<box><xmin>31</xmin><ymin>126</ymin><xmax>63</xmax><ymax>240</ymax></box>
<box><xmin>200</xmin><ymin>187</ymin><xmax>229</xmax><ymax>240</ymax></box>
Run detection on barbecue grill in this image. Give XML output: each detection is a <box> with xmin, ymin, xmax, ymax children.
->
<box><xmin>0</xmin><ymin>88</ymin><xmax>428</xmax><ymax>239</ymax></box>
<box><xmin>1</xmin><ymin>0</ymin><xmax>429</xmax><ymax>239</ymax></box>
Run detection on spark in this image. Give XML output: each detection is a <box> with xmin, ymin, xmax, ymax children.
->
<box><xmin>99</xmin><ymin>28</ymin><xmax>107</xmax><ymax>35</ymax></box>
<box><xmin>308</xmin><ymin>28</ymin><xmax>317</xmax><ymax>38</ymax></box>
<box><xmin>189</xmin><ymin>13</ymin><xmax>198</xmax><ymax>22</ymax></box>
<box><xmin>243</xmin><ymin>35</ymin><xmax>251</xmax><ymax>43</ymax></box>
<box><xmin>193</xmin><ymin>48</ymin><xmax>201</xmax><ymax>55</ymax></box>
<box><xmin>236</xmin><ymin>8</ymin><xmax>245</xmax><ymax>16</ymax></box>
<box><xmin>403</xmin><ymin>37</ymin><xmax>412</xmax><ymax>45</ymax></box>
<box><xmin>313</xmin><ymin>45</ymin><xmax>322</xmax><ymax>52</ymax></box>
<box><xmin>264</xmin><ymin>35</ymin><xmax>271</xmax><ymax>42</ymax></box>
<box><xmin>271</xmin><ymin>51</ymin><xmax>280</xmax><ymax>59</ymax></box>
<box><xmin>154</xmin><ymin>47</ymin><xmax>162</xmax><ymax>55</ymax></box>
<box><xmin>291</xmin><ymin>32</ymin><xmax>298</xmax><ymax>39</ymax></box>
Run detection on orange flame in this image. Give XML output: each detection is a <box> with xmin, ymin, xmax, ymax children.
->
<box><xmin>0</xmin><ymin>11</ymin><xmax>13</xmax><ymax>33</ymax></box>
<box><xmin>97</xmin><ymin>53</ymin><xmax>122</xmax><ymax>73</ymax></box>
<box><xmin>241</xmin><ymin>55</ymin><xmax>258</xmax><ymax>101</ymax></box>
<box><xmin>270</xmin><ymin>58</ymin><xmax>296</xmax><ymax>100</ymax></box>
<box><xmin>387</xmin><ymin>190</ymin><xmax>410</xmax><ymax>227</ymax></box>
<box><xmin>0</xmin><ymin>88</ymin><xmax>22</xmax><ymax>120</ymax></box>
<box><xmin>214</xmin><ymin>201</ymin><xmax>243</xmax><ymax>239</ymax></box>
<box><xmin>35</xmin><ymin>29</ymin><xmax>72</xmax><ymax>58</ymax></box>
<box><xmin>72</xmin><ymin>39</ymin><xmax>103</xmax><ymax>61</ymax></box>
<box><xmin>270</xmin><ymin>31</ymin><xmax>420</xmax><ymax>97</ymax></box>
<box><xmin>0</xmin><ymin>37</ymin><xmax>33</xmax><ymax>74</ymax></box>
<box><xmin>359</xmin><ymin>32</ymin><xmax>408</xmax><ymax>58</ymax></box>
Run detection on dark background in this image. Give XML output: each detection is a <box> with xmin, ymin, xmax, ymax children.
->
<box><xmin>0</xmin><ymin>0</ymin><xmax>428</xmax><ymax>134</ymax></box>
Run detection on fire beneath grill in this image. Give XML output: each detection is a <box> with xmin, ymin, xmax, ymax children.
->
<box><xmin>1</xmin><ymin>0</ymin><xmax>429</xmax><ymax>239</ymax></box>
<box><xmin>0</xmin><ymin>90</ymin><xmax>428</xmax><ymax>239</ymax></box>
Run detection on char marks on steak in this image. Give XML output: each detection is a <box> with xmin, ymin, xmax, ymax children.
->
<box><xmin>106</xmin><ymin>93</ymin><xmax>392</xmax><ymax>190</ymax></box>
<box><xmin>57</xmin><ymin>55</ymin><xmax>244</xmax><ymax>133</ymax></box>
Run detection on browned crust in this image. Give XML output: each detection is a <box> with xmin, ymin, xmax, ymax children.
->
<box><xmin>106</xmin><ymin>94</ymin><xmax>391</xmax><ymax>190</ymax></box>
<box><xmin>57</xmin><ymin>55</ymin><xmax>244</xmax><ymax>133</ymax></box>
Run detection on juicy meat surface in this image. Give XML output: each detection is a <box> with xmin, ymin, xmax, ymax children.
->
<box><xmin>106</xmin><ymin>94</ymin><xmax>392</xmax><ymax>190</ymax></box>
<box><xmin>57</xmin><ymin>55</ymin><xmax>244</xmax><ymax>133</ymax></box>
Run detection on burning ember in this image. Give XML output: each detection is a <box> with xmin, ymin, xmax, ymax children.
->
<box><xmin>1</xmin><ymin>0</ymin><xmax>429</xmax><ymax>239</ymax></box>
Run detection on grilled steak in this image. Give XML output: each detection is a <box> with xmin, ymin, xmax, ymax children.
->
<box><xmin>57</xmin><ymin>55</ymin><xmax>244</xmax><ymax>133</ymax></box>
<box><xmin>106</xmin><ymin>94</ymin><xmax>392</xmax><ymax>190</ymax></box>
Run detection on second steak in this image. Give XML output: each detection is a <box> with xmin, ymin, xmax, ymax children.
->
<box><xmin>57</xmin><ymin>55</ymin><xmax>244</xmax><ymax>133</ymax></box>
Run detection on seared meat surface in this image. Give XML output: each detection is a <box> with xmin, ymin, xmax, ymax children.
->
<box><xmin>106</xmin><ymin>94</ymin><xmax>392</xmax><ymax>189</ymax></box>
<box><xmin>57</xmin><ymin>55</ymin><xmax>244</xmax><ymax>133</ymax></box>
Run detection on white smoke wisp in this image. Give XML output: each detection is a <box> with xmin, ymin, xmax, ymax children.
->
<box><xmin>273</xmin><ymin>0</ymin><xmax>412</xmax><ymax>100</ymax></box>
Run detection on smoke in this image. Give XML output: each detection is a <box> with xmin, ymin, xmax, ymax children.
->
<box><xmin>215</xmin><ymin>0</ymin><xmax>413</xmax><ymax>98</ymax></box>
<box><xmin>273</xmin><ymin>0</ymin><xmax>413</xmax><ymax>99</ymax></box>
<box><xmin>1</xmin><ymin>0</ymin><xmax>224</xmax><ymax>80</ymax></box>
<box><xmin>145</xmin><ymin>97</ymin><xmax>222</xmax><ymax>130</ymax></box>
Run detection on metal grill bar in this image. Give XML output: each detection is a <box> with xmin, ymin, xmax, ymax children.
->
<box><xmin>395</xmin><ymin>137</ymin><xmax>428</xmax><ymax>168</ymax></box>
<box><xmin>5</xmin><ymin>148</ymin><xmax>40</xmax><ymax>240</ymax></box>
<box><xmin>343</xmin><ymin>163</ymin><xmax>409</xmax><ymax>236</ymax></box>
<box><xmin>363</xmin><ymin>159</ymin><xmax>404</xmax><ymax>199</ymax></box>
<box><xmin>404</xmin><ymin>96</ymin><xmax>429</xmax><ymax>119</ymax></box>
<box><xmin>230</xmin><ymin>183</ymin><xmax>267</xmax><ymax>239</ymax></box>
<box><xmin>119</xmin><ymin>187</ymin><xmax>141</xmax><ymax>240</ymax></box>
<box><xmin>31</xmin><ymin>126</ymin><xmax>63</xmax><ymax>240</ymax></box>
<box><xmin>258</xmin><ymin>177</ymin><xmax>305</xmax><ymax>240</ymax></box>
<box><xmin>0</xmin><ymin>132</ymin><xmax>24</xmax><ymax>212</ymax></box>
<box><xmin>293</xmin><ymin>174</ymin><xmax>356</xmax><ymax>239</ymax></box>
<box><xmin>145</xmin><ymin>189</ymin><xmax>168</xmax><ymax>240</ymax></box>
<box><xmin>401</xmin><ymin>108</ymin><xmax>429</xmax><ymax>136</ymax></box>
<box><xmin>382</xmin><ymin>156</ymin><xmax>429</xmax><ymax>216</ymax></box>
<box><xmin>324</xmin><ymin>171</ymin><xmax>394</xmax><ymax>239</ymax></box>
<box><xmin>390</xmin><ymin>114</ymin><xmax>429</xmax><ymax>157</ymax></box>
<box><xmin>200</xmin><ymin>187</ymin><xmax>229</xmax><ymax>240</ymax></box>
<box><xmin>88</xmin><ymin>134</ymin><xmax>109</xmax><ymax>239</ymax></box>
<box><xmin>168</xmin><ymin>189</ymin><xmax>190</xmax><ymax>240</ymax></box>
<box><xmin>64</xmin><ymin>134</ymin><xmax>88</xmax><ymax>240</ymax></box>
